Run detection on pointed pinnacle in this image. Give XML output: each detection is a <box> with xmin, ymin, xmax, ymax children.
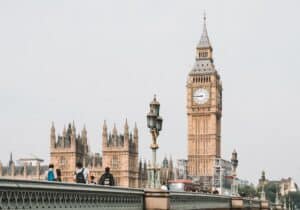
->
<box><xmin>113</xmin><ymin>123</ymin><xmax>117</xmax><ymax>134</ymax></box>
<box><xmin>103</xmin><ymin>120</ymin><xmax>107</xmax><ymax>128</ymax></box>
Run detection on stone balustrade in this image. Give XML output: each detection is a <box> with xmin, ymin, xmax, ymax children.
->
<box><xmin>0</xmin><ymin>178</ymin><xmax>270</xmax><ymax>210</ymax></box>
<box><xmin>0</xmin><ymin>178</ymin><xmax>144</xmax><ymax>210</ymax></box>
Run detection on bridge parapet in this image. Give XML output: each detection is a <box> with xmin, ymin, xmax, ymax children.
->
<box><xmin>169</xmin><ymin>191</ymin><xmax>231</xmax><ymax>210</ymax></box>
<box><xmin>145</xmin><ymin>189</ymin><xmax>268</xmax><ymax>210</ymax></box>
<box><xmin>0</xmin><ymin>179</ymin><xmax>270</xmax><ymax>210</ymax></box>
<box><xmin>0</xmin><ymin>178</ymin><xmax>144</xmax><ymax>210</ymax></box>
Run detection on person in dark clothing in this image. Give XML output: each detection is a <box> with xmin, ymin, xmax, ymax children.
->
<box><xmin>74</xmin><ymin>162</ymin><xmax>89</xmax><ymax>184</ymax></box>
<box><xmin>56</xmin><ymin>169</ymin><xmax>62</xmax><ymax>182</ymax></box>
<box><xmin>90</xmin><ymin>175</ymin><xmax>97</xmax><ymax>185</ymax></box>
<box><xmin>98</xmin><ymin>167</ymin><xmax>115</xmax><ymax>186</ymax></box>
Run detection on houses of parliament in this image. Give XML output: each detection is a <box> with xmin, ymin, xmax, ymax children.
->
<box><xmin>0</xmin><ymin>17</ymin><xmax>226</xmax><ymax>188</ymax></box>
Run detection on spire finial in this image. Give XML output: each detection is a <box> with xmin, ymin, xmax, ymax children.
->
<box><xmin>203</xmin><ymin>11</ymin><xmax>206</xmax><ymax>22</ymax></box>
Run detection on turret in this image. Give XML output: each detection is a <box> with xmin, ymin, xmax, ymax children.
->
<box><xmin>62</xmin><ymin>125</ymin><xmax>67</xmax><ymax>137</ymax></box>
<box><xmin>143</xmin><ymin>160</ymin><xmax>148</xmax><ymax>178</ymax></box>
<box><xmin>169</xmin><ymin>156</ymin><xmax>173</xmax><ymax>170</ymax></box>
<box><xmin>82</xmin><ymin>125</ymin><xmax>87</xmax><ymax>145</ymax></box>
<box><xmin>81</xmin><ymin>125</ymin><xmax>88</xmax><ymax>166</ymax></box>
<box><xmin>9</xmin><ymin>152</ymin><xmax>13</xmax><ymax>166</ymax></box>
<box><xmin>162</xmin><ymin>156</ymin><xmax>169</xmax><ymax>168</ymax></box>
<box><xmin>72</xmin><ymin>121</ymin><xmax>76</xmax><ymax>135</ymax></box>
<box><xmin>133</xmin><ymin>123</ymin><xmax>138</xmax><ymax>152</ymax></box>
<box><xmin>169</xmin><ymin>156</ymin><xmax>174</xmax><ymax>180</ymax></box>
<box><xmin>124</xmin><ymin>119</ymin><xmax>129</xmax><ymax>148</ymax></box>
<box><xmin>102</xmin><ymin>121</ymin><xmax>108</xmax><ymax>148</ymax></box>
<box><xmin>112</xmin><ymin>123</ymin><xmax>117</xmax><ymax>135</ymax></box>
<box><xmin>61</xmin><ymin>125</ymin><xmax>66</xmax><ymax>148</ymax></box>
<box><xmin>71</xmin><ymin>121</ymin><xmax>76</xmax><ymax>149</ymax></box>
<box><xmin>81</xmin><ymin>125</ymin><xmax>88</xmax><ymax>146</ymax></box>
<box><xmin>50</xmin><ymin>122</ymin><xmax>56</xmax><ymax>148</ymax></box>
<box><xmin>112</xmin><ymin>123</ymin><xmax>118</xmax><ymax>146</ymax></box>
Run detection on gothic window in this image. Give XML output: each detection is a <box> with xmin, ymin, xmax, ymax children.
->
<box><xmin>111</xmin><ymin>156</ymin><xmax>119</xmax><ymax>169</ymax></box>
<box><xmin>60</xmin><ymin>156</ymin><xmax>67</xmax><ymax>169</ymax></box>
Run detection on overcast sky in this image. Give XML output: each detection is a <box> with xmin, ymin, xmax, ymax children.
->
<box><xmin>0</xmin><ymin>0</ymin><xmax>300</xmax><ymax>185</ymax></box>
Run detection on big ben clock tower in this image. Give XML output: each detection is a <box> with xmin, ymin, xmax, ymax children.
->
<box><xmin>187</xmin><ymin>16</ymin><xmax>222</xmax><ymax>180</ymax></box>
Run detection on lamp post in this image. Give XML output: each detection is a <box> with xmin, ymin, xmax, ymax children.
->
<box><xmin>146</xmin><ymin>95</ymin><xmax>163</xmax><ymax>189</ymax></box>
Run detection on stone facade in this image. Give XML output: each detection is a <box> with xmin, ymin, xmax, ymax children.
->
<box><xmin>50</xmin><ymin>122</ymin><xmax>91</xmax><ymax>182</ymax></box>
<box><xmin>101</xmin><ymin>120</ymin><xmax>139</xmax><ymax>187</ymax></box>
<box><xmin>187</xmin><ymin>17</ymin><xmax>222</xmax><ymax>179</ymax></box>
<box><xmin>50</xmin><ymin>120</ymin><xmax>142</xmax><ymax>188</ymax></box>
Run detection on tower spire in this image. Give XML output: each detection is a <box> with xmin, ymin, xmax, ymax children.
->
<box><xmin>197</xmin><ymin>14</ymin><xmax>211</xmax><ymax>49</ymax></box>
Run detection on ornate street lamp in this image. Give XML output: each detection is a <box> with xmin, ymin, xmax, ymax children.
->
<box><xmin>147</xmin><ymin>95</ymin><xmax>163</xmax><ymax>188</ymax></box>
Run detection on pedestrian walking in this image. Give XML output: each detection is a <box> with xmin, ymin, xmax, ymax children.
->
<box><xmin>56</xmin><ymin>169</ymin><xmax>62</xmax><ymax>182</ymax></box>
<box><xmin>98</xmin><ymin>167</ymin><xmax>115</xmax><ymax>186</ymax></box>
<box><xmin>74</xmin><ymin>162</ymin><xmax>89</xmax><ymax>184</ymax></box>
<box><xmin>45</xmin><ymin>164</ymin><xmax>57</xmax><ymax>181</ymax></box>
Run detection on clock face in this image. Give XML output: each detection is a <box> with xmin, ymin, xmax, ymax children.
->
<box><xmin>193</xmin><ymin>88</ymin><xmax>209</xmax><ymax>104</ymax></box>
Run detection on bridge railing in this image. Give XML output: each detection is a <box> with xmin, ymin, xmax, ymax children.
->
<box><xmin>0</xmin><ymin>178</ymin><xmax>144</xmax><ymax>210</ymax></box>
<box><xmin>169</xmin><ymin>192</ymin><xmax>231</xmax><ymax>210</ymax></box>
<box><xmin>0</xmin><ymin>178</ymin><xmax>270</xmax><ymax>210</ymax></box>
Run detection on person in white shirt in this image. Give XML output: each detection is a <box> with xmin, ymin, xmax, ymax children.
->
<box><xmin>74</xmin><ymin>162</ymin><xmax>89</xmax><ymax>184</ymax></box>
<box><xmin>161</xmin><ymin>181</ymin><xmax>168</xmax><ymax>191</ymax></box>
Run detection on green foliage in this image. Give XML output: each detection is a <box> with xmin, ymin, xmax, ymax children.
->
<box><xmin>238</xmin><ymin>184</ymin><xmax>258</xmax><ymax>198</ymax></box>
<box><xmin>286</xmin><ymin>192</ymin><xmax>300</xmax><ymax>208</ymax></box>
<box><xmin>257</xmin><ymin>182</ymin><xmax>278</xmax><ymax>203</ymax></box>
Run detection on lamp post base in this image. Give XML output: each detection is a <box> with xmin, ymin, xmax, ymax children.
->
<box><xmin>147</xmin><ymin>167</ymin><xmax>161</xmax><ymax>189</ymax></box>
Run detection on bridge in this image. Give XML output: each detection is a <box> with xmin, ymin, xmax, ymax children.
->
<box><xmin>0</xmin><ymin>178</ymin><xmax>271</xmax><ymax>210</ymax></box>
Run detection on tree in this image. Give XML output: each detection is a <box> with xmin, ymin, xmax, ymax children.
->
<box><xmin>238</xmin><ymin>184</ymin><xmax>258</xmax><ymax>198</ymax></box>
<box><xmin>257</xmin><ymin>182</ymin><xmax>278</xmax><ymax>202</ymax></box>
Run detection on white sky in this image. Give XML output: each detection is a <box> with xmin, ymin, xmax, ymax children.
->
<box><xmin>0</xmin><ymin>0</ymin><xmax>300</xmax><ymax>185</ymax></box>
